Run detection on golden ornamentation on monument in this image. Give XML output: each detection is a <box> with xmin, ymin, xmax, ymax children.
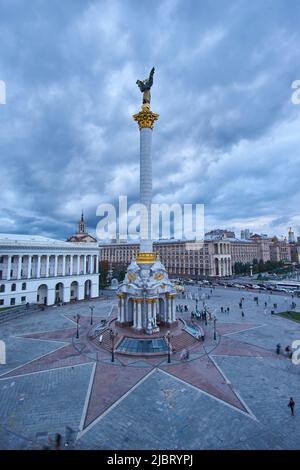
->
<box><xmin>133</xmin><ymin>108</ymin><xmax>159</xmax><ymax>129</ymax></box>
<box><xmin>128</xmin><ymin>272</ymin><xmax>137</xmax><ymax>282</ymax></box>
<box><xmin>166</xmin><ymin>293</ymin><xmax>176</xmax><ymax>299</ymax></box>
<box><xmin>154</xmin><ymin>272</ymin><xmax>164</xmax><ymax>281</ymax></box>
<box><xmin>136</xmin><ymin>252</ymin><xmax>156</xmax><ymax>264</ymax></box>
<box><xmin>117</xmin><ymin>293</ymin><xmax>126</xmax><ymax>299</ymax></box>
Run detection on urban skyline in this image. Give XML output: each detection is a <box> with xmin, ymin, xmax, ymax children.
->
<box><xmin>1</xmin><ymin>0</ymin><xmax>300</xmax><ymax>240</ymax></box>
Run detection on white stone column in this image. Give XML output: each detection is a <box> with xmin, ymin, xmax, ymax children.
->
<box><xmin>27</xmin><ymin>255</ymin><xmax>32</xmax><ymax>279</ymax></box>
<box><xmin>139</xmin><ymin>127</ymin><xmax>153</xmax><ymax>253</ymax></box>
<box><xmin>46</xmin><ymin>255</ymin><xmax>50</xmax><ymax>278</ymax></box>
<box><xmin>137</xmin><ymin>301</ymin><xmax>142</xmax><ymax>329</ymax></box>
<box><xmin>70</xmin><ymin>255</ymin><xmax>73</xmax><ymax>276</ymax></box>
<box><xmin>37</xmin><ymin>255</ymin><xmax>41</xmax><ymax>279</ymax></box>
<box><xmin>7</xmin><ymin>255</ymin><xmax>12</xmax><ymax>280</ymax></box>
<box><xmin>88</xmin><ymin>255</ymin><xmax>93</xmax><ymax>274</ymax></box>
<box><xmin>167</xmin><ymin>298</ymin><xmax>171</xmax><ymax>323</ymax></box>
<box><xmin>54</xmin><ymin>255</ymin><xmax>58</xmax><ymax>277</ymax></box>
<box><xmin>17</xmin><ymin>255</ymin><xmax>22</xmax><ymax>280</ymax></box>
<box><xmin>96</xmin><ymin>255</ymin><xmax>99</xmax><ymax>274</ymax></box>
<box><xmin>153</xmin><ymin>300</ymin><xmax>157</xmax><ymax>327</ymax></box>
<box><xmin>77</xmin><ymin>256</ymin><xmax>80</xmax><ymax>275</ymax></box>
<box><xmin>121</xmin><ymin>298</ymin><xmax>125</xmax><ymax>322</ymax></box>
<box><xmin>147</xmin><ymin>300</ymin><xmax>152</xmax><ymax>329</ymax></box>
<box><xmin>83</xmin><ymin>255</ymin><xmax>87</xmax><ymax>275</ymax></box>
<box><xmin>62</xmin><ymin>255</ymin><xmax>66</xmax><ymax>276</ymax></box>
<box><xmin>133</xmin><ymin>301</ymin><xmax>137</xmax><ymax>328</ymax></box>
<box><xmin>171</xmin><ymin>297</ymin><xmax>176</xmax><ymax>322</ymax></box>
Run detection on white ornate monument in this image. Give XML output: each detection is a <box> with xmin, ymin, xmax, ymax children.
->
<box><xmin>117</xmin><ymin>68</ymin><xmax>177</xmax><ymax>334</ymax></box>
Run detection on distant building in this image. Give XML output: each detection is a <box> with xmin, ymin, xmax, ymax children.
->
<box><xmin>100</xmin><ymin>238</ymin><xmax>232</xmax><ymax>278</ymax></box>
<box><xmin>288</xmin><ymin>227</ymin><xmax>295</xmax><ymax>243</ymax></box>
<box><xmin>240</xmin><ymin>229</ymin><xmax>252</xmax><ymax>240</ymax></box>
<box><xmin>67</xmin><ymin>212</ymin><xmax>97</xmax><ymax>243</ymax></box>
<box><xmin>205</xmin><ymin>229</ymin><xmax>235</xmax><ymax>239</ymax></box>
<box><xmin>0</xmin><ymin>234</ymin><xmax>99</xmax><ymax>308</ymax></box>
<box><xmin>270</xmin><ymin>239</ymin><xmax>292</xmax><ymax>262</ymax></box>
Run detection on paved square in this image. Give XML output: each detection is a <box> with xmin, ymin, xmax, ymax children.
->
<box><xmin>0</xmin><ymin>288</ymin><xmax>300</xmax><ymax>450</ymax></box>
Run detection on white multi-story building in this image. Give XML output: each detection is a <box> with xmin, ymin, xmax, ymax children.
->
<box><xmin>0</xmin><ymin>234</ymin><xmax>99</xmax><ymax>308</ymax></box>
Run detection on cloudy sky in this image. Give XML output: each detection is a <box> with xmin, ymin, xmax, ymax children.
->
<box><xmin>0</xmin><ymin>0</ymin><xmax>300</xmax><ymax>241</ymax></box>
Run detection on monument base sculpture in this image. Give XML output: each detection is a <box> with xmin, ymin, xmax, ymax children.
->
<box><xmin>117</xmin><ymin>256</ymin><xmax>177</xmax><ymax>335</ymax></box>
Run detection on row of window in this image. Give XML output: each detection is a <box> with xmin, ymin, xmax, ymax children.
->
<box><xmin>0</xmin><ymin>296</ymin><xmax>26</xmax><ymax>306</ymax></box>
<box><xmin>0</xmin><ymin>282</ymin><xmax>27</xmax><ymax>293</ymax></box>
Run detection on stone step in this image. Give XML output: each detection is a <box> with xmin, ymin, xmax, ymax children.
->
<box><xmin>0</xmin><ymin>304</ymin><xmax>43</xmax><ymax>323</ymax></box>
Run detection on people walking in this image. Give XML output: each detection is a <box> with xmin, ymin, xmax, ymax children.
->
<box><xmin>241</xmin><ymin>310</ymin><xmax>244</xmax><ymax>318</ymax></box>
<box><xmin>288</xmin><ymin>397</ymin><xmax>295</xmax><ymax>416</ymax></box>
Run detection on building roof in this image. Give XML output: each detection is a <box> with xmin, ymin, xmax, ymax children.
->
<box><xmin>0</xmin><ymin>233</ymin><xmax>98</xmax><ymax>249</ymax></box>
<box><xmin>99</xmin><ymin>236</ymin><xmax>257</xmax><ymax>246</ymax></box>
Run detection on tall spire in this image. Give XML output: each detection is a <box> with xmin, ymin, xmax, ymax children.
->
<box><xmin>78</xmin><ymin>210</ymin><xmax>86</xmax><ymax>234</ymax></box>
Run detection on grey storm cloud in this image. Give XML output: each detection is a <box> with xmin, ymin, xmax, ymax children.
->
<box><xmin>0</xmin><ymin>0</ymin><xmax>300</xmax><ymax>240</ymax></box>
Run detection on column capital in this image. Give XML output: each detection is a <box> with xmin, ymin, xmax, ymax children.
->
<box><xmin>117</xmin><ymin>293</ymin><xmax>126</xmax><ymax>299</ymax></box>
<box><xmin>133</xmin><ymin>105</ymin><xmax>159</xmax><ymax>129</ymax></box>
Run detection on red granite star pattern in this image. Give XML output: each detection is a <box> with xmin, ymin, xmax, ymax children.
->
<box><xmin>0</xmin><ymin>317</ymin><xmax>281</xmax><ymax>432</ymax></box>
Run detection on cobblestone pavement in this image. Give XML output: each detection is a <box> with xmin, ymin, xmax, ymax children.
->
<box><xmin>0</xmin><ymin>290</ymin><xmax>299</xmax><ymax>450</ymax></box>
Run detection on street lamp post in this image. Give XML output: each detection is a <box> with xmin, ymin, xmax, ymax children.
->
<box><xmin>110</xmin><ymin>328</ymin><xmax>118</xmax><ymax>362</ymax></box>
<box><xmin>166</xmin><ymin>330</ymin><xmax>172</xmax><ymax>363</ymax></box>
<box><xmin>89</xmin><ymin>305</ymin><xmax>94</xmax><ymax>325</ymax></box>
<box><xmin>213</xmin><ymin>317</ymin><xmax>217</xmax><ymax>341</ymax></box>
<box><xmin>74</xmin><ymin>314</ymin><xmax>80</xmax><ymax>339</ymax></box>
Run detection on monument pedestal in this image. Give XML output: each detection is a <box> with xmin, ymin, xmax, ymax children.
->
<box><xmin>117</xmin><ymin>257</ymin><xmax>177</xmax><ymax>335</ymax></box>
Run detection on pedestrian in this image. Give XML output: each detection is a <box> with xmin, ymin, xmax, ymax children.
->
<box><xmin>288</xmin><ymin>397</ymin><xmax>295</xmax><ymax>416</ymax></box>
<box><xmin>221</xmin><ymin>306</ymin><xmax>223</xmax><ymax>313</ymax></box>
<box><xmin>276</xmin><ymin>343</ymin><xmax>281</xmax><ymax>355</ymax></box>
<box><xmin>241</xmin><ymin>311</ymin><xmax>244</xmax><ymax>318</ymax></box>
<box><xmin>285</xmin><ymin>345</ymin><xmax>292</xmax><ymax>358</ymax></box>
<box><xmin>55</xmin><ymin>433</ymin><xmax>62</xmax><ymax>450</ymax></box>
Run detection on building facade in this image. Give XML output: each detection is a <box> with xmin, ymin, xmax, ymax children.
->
<box><xmin>0</xmin><ymin>234</ymin><xmax>99</xmax><ymax>308</ymax></box>
<box><xmin>270</xmin><ymin>240</ymin><xmax>292</xmax><ymax>262</ymax></box>
<box><xmin>227</xmin><ymin>238</ymin><xmax>259</xmax><ymax>265</ymax></box>
<box><xmin>100</xmin><ymin>235</ymin><xmax>300</xmax><ymax>279</ymax></box>
<box><xmin>100</xmin><ymin>238</ymin><xmax>232</xmax><ymax>278</ymax></box>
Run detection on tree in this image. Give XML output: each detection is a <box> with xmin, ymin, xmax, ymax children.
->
<box><xmin>99</xmin><ymin>260</ymin><xmax>109</xmax><ymax>287</ymax></box>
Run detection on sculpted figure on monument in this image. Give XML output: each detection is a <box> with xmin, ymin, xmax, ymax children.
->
<box><xmin>136</xmin><ymin>67</ymin><xmax>155</xmax><ymax>105</ymax></box>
